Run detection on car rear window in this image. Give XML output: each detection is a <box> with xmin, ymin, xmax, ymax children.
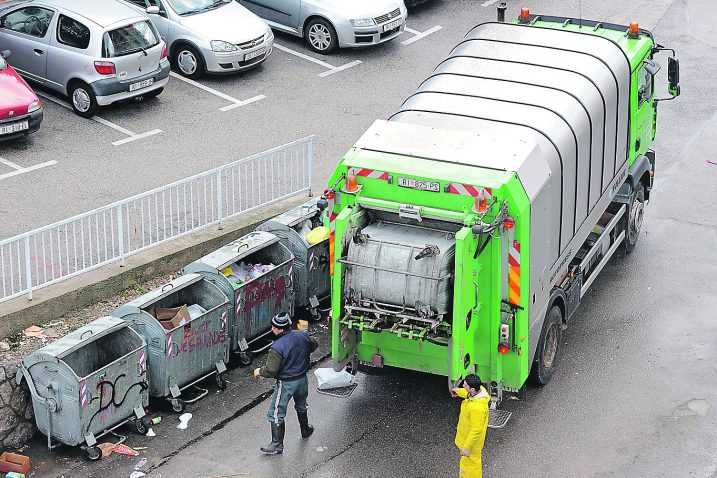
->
<box><xmin>102</xmin><ymin>20</ymin><xmax>159</xmax><ymax>58</ymax></box>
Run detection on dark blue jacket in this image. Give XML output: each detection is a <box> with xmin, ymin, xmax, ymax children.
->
<box><xmin>270</xmin><ymin>330</ymin><xmax>318</xmax><ymax>381</ymax></box>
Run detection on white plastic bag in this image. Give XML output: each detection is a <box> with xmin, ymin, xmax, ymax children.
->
<box><xmin>314</xmin><ymin>367</ymin><xmax>354</xmax><ymax>390</ymax></box>
<box><xmin>187</xmin><ymin>304</ymin><xmax>207</xmax><ymax>320</ymax></box>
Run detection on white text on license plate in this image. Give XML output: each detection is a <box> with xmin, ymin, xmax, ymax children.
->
<box><xmin>383</xmin><ymin>19</ymin><xmax>402</xmax><ymax>32</ymax></box>
<box><xmin>245</xmin><ymin>47</ymin><xmax>266</xmax><ymax>61</ymax></box>
<box><xmin>0</xmin><ymin>120</ymin><xmax>29</xmax><ymax>135</ymax></box>
<box><xmin>397</xmin><ymin>177</ymin><xmax>440</xmax><ymax>192</ymax></box>
<box><xmin>129</xmin><ymin>78</ymin><xmax>154</xmax><ymax>92</ymax></box>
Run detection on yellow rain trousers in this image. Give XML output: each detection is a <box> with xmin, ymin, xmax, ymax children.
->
<box><xmin>454</xmin><ymin>386</ymin><xmax>490</xmax><ymax>478</ymax></box>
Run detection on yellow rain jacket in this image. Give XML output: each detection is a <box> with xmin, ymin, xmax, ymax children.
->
<box><xmin>454</xmin><ymin>386</ymin><xmax>490</xmax><ymax>478</ymax></box>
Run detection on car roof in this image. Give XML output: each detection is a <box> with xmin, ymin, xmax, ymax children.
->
<box><xmin>4</xmin><ymin>0</ymin><xmax>146</xmax><ymax>28</ymax></box>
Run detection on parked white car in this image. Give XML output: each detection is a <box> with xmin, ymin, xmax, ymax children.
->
<box><xmin>124</xmin><ymin>0</ymin><xmax>273</xmax><ymax>78</ymax></box>
<box><xmin>238</xmin><ymin>0</ymin><xmax>408</xmax><ymax>53</ymax></box>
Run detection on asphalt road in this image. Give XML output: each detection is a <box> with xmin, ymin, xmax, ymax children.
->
<box><xmin>5</xmin><ymin>0</ymin><xmax>717</xmax><ymax>477</ymax></box>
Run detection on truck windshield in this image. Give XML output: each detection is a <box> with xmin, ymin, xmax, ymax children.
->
<box><xmin>102</xmin><ymin>21</ymin><xmax>159</xmax><ymax>58</ymax></box>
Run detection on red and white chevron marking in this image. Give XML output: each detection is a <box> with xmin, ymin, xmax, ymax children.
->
<box><xmin>221</xmin><ymin>311</ymin><xmax>228</xmax><ymax>333</ymax></box>
<box><xmin>447</xmin><ymin>183</ymin><xmax>492</xmax><ymax>199</ymax></box>
<box><xmin>348</xmin><ymin>167</ymin><xmax>389</xmax><ymax>180</ymax></box>
<box><xmin>138</xmin><ymin>350</ymin><xmax>146</xmax><ymax>376</ymax></box>
<box><xmin>166</xmin><ymin>333</ymin><xmax>173</xmax><ymax>359</ymax></box>
<box><xmin>80</xmin><ymin>380</ymin><xmax>88</xmax><ymax>408</ymax></box>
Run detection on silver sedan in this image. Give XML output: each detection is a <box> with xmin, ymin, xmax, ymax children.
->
<box><xmin>238</xmin><ymin>0</ymin><xmax>407</xmax><ymax>53</ymax></box>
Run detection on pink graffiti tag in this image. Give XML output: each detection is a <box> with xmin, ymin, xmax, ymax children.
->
<box><xmin>242</xmin><ymin>275</ymin><xmax>287</xmax><ymax>314</ymax></box>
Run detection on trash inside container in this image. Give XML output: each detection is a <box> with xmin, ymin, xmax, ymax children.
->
<box><xmin>256</xmin><ymin>197</ymin><xmax>330</xmax><ymax>319</ymax></box>
<box><xmin>113</xmin><ymin>273</ymin><xmax>230</xmax><ymax>412</ymax></box>
<box><xmin>181</xmin><ymin>231</ymin><xmax>294</xmax><ymax>365</ymax></box>
<box><xmin>16</xmin><ymin>317</ymin><xmax>149</xmax><ymax>460</ymax></box>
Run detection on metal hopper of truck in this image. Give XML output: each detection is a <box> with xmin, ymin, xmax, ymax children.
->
<box><xmin>324</xmin><ymin>8</ymin><xmax>681</xmax><ymax>420</ymax></box>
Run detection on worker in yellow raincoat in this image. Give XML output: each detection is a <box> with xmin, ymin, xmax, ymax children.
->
<box><xmin>452</xmin><ymin>374</ymin><xmax>490</xmax><ymax>478</ymax></box>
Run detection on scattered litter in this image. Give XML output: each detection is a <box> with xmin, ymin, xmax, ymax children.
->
<box><xmin>316</xmin><ymin>446</ymin><xmax>326</xmax><ymax>452</ymax></box>
<box><xmin>133</xmin><ymin>447</ymin><xmax>148</xmax><ymax>451</ymax></box>
<box><xmin>0</xmin><ymin>341</ymin><xmax>9</xmax><ymax>351</ymax></box>
<box><xmin>135</xmin><ymin>457</ymin><xmax>148</xmax><ymax>470</ymax></box>
<box><xmin>6</xmin><ymin>472</ymin><xmax>25</xmax><ymax>478</ymax></box>
<box><xmin>314</xmin><ymin>368</ymin><xmax>354</xmax><ymax>390</ymax></box>
<box><xmin>707</xmin><ymin>160</ymin><xmax>717</xmax><ymax>166</ymax></box>
<box><xmin>97</xmin><ymin>443</ymin><xmax>116</xmax><ymax>458</ymax></box>
<box><xmin>129</xmin><ymin>472</ymin><xmax>146</xmax><ymax>478</ymax></box>
<box><xmin>203</xmin><ymin>473</ymin><xmax>249</xmax><ymax>478</ymax></box>
<box><xmin>146</xmin><ymin>428</ymin><xmax>156</xmax><ymax>437</ymax></box>
<box><xmin>150</xmin><ymin>417</ymin><xmax>162</xmax><ymax>425</ymax></box>
<box><xmin>114</xmin><ymin>444</ymin><xmax>140</xmax><ymax>457</ymax></box>
<box><xmin>0</xmin><ymin>452</ymin><xmax>31</xmax><ymax>474</ymax></box>
<box><xmin>23</xmin><ymin>326</ymin><xmax>46</xmax><ymax>340</ymax></box>
<box><xmin>177</xmin><ymin>413</ymin><xmax>193</xmax><ymax>430</ymax></box>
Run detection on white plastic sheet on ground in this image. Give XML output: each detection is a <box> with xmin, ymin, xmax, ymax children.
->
<box><xmin>314</xmin><ymin>367</ymin><xmax>354</xmax><ymax>390</ymax></box>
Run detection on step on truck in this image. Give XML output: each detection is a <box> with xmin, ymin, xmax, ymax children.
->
<box><xmin>324</xmin><ymin>7</ymin><xmax>681</xmax><ymax>420</ymax></box>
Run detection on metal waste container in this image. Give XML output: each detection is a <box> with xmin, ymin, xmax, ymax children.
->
<box><xmin>113</xmin><ymin>273</ymin><xmax>230</xmax><ymax>413</ymax></box>
<box><xmin>256</xmin><ymin>197</ymin><xmax>330</xmax><ymax>319</ymax></box>
<box><xmin>16</xmin><ymin>317</ymin><xmax>149</xmax><ymax>460</ymax></box>
<box><xmin>181</xmin><ymin>231</ymin><xmax>294</xmax><ymax>365</ymax></box>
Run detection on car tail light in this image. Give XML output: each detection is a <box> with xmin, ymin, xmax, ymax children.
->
<box><xmin>161</xmin><ymin>44</ymin><xmax>167</xmax><ymax>60</ymax></box>
<box><xmin>94</xmin><ymin>61</ymin><xmax>116</xmax><ymax>75</ymax></box>
<box><xmin>498</xmin><ymin>342</ymin><xmax>510</xmax><ymax>355</ymax></box>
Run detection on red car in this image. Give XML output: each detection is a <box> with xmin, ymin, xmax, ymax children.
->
<box><xmin>0</xmin><ymin>50</ymin><xmax>42</xmax><ymax>142</ymax></box>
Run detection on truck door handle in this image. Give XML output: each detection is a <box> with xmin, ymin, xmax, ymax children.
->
<box><xmin>33</xmin><ymin>48</ymin><xmax>44</xmax><ymax>55</ymax></box>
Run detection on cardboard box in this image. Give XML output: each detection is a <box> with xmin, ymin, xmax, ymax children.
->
<box><xmin>152</xmin><ymin>305</ymin><xmax>191</xmax><ymax>329</ymax></box>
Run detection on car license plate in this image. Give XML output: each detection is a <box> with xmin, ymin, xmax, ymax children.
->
<box><xmin>0</xmin><ymin>120</ymin><xmax>29</xmax><ymax>135</ymax></box>
<box><xmin>245</xmin><ymin>47</ymin><xmax>266</xmax><ymax>61</ymax></box>
<box><xmin>383</xmin><ymin>19</ymin><xmax>402</xmax><ymax>32</ymax></box>
<box><xmin>129</xmin><ymin>78</ymin><xmax>154</xmax><ymax>92</ymax></box>
<box><xmin>397</xmin><ymin>177</ymin><xmax>440</xmax><ymax>192</ymax></box>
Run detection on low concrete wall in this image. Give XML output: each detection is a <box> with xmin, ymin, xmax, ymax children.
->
<box><xmin>0</xmin><ymin>196</ymin><xmax>305</xmax><ymax>449</ymax></box>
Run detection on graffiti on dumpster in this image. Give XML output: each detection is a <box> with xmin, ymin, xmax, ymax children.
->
<box><xmin>239</xmin><ymin>274</ymin><xmax>287</xmax><ymax>316</ymax></box>
<box><xmin>87</xmin><ymin>373</ymin><xmax>147</xmax><ymax>429</ymax></box>
<box><xmin>168</xmin><ymin>316</ymin><xmax>228</xmax><ymax>358</ymax></box>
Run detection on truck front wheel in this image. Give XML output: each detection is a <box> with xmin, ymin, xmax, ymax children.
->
<box><xmin>530</xmin><ymin>306</ymin><xmax>563</xmax><ymax>386</ymax></box>
<box><xmin>625</xmin><ymin>183</ymin><xmax>645</xmax><ymax>253</ymax></box>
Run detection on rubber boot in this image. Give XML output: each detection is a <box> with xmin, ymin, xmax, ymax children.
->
<box><xmin>297</xmin><ymin>411</ymin><xmax>314</xmax><ymax>438</ymax></box>
<box><xmin>260</xmin><ymin>422</ymin><xmax>285</xmax><ymax>454</ymax></box>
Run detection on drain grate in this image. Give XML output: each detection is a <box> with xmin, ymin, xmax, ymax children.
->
<box><xmin>316</xmin><ymin>383</ymin><xmax>358</xmax><ymax>398</ymax></box>
<box><xmin>488</xmin><ymin>409</ymin><xmax>512</xmax><ymax>429</ymax></box>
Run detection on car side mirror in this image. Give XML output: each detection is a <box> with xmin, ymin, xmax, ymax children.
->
<box><xmin>1</xmin><ymin>50</ymin><xmax>10</xmax><ymax>60</ymax></box>
<box><xmin>668</xmin><ymin>56</ymin><xmax>680</xmax><ymax>97</ymax></box>
<box><xmin>146</xmin><ymin>6</ymin><xmax>160</xmax><ymax>15</ymax></box>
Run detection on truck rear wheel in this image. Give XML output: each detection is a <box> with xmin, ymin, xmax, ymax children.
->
<box><xmin>530</xmin><ymin>306</ymin><xmax>563</xmax><ymax>386</ymax></box>
<box><xmin>625</xmin><ymin>183</ymin><xmax>645</xmax><ymax>253</ymax></box>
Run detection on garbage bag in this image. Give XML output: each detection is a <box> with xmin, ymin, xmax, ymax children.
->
<box><xmin>306</xmin><ymin>226</ymin><xmax>330</xmax><ymax>245</ymax></box>
<box><xmin>314</xmin><ymin>367</ymin><xmax>354</xmax><ymax>390</ymax></box>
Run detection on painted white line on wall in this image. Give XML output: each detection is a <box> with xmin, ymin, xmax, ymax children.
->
<box><xmin>481</xmin><ymin>0</ymin><xmax>500</xmax><ymax>6</ymax></box>
<box><xmin>274</xmin><ymin>43</ymin><xmax>362</xmax><ymax>77</ymax></box>
<box><xmin>401</xmin><ymin>25</ymin><xmax>443</xmax><ymax>46</ymax></box>
<box><xmin>36</xmin><ymin>92</ymin><xmax>163</xmax><ymax>146</ymax></box>
<box><xmin>0</xmin><ymin>160</ymin><xmax>57</xmax><ymax>181</ymax></box>
<box><xmin>170</xmin><ymin>71</ymin><xmax>266</xmax><ymax>111</ymax></box>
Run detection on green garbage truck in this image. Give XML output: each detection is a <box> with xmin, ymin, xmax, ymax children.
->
<box><xmin>325</xmin><ymin>9</ymin><xmax>681</xmax><ymax>414</ymax></box>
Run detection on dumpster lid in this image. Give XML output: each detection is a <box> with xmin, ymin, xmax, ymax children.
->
<box><xmin>116</xmin><ymin>273</ymin><xmax>205</xmax><ymax>313</ymax></box>
<box><xmin>266</xmin><ymin>198</ymin><xmax>321</xmax><ymax>228</ymax></box>
<box><xmin>195</xmin><ymin>231</ymin><xmax>280</xmax><ymax>270</ymax></box>
<box><xmin>23</xmin><ymin>317</ymin><xmax>129</xmax><ymax>366</ymax></box>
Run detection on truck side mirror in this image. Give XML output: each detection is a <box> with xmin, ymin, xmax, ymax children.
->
<box><xmin>668</xmin><ymin>57</ymin><xmax>680</xmax><ymax>97</ymax></box>
<box><xmin>1</xmin><ymin>50</ymin><xmax>10</xmax><ymax>60</ymax></box>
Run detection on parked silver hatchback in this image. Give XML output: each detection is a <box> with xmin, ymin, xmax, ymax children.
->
<box><xmin>0</xmin><ymin>0</ymin><xmax>170</xmax><ymax>117</ymax></box>
<box><xmin>123</xmin><ymin>0</ymin><xmax>274</xmax><ymax>79</ymax></box>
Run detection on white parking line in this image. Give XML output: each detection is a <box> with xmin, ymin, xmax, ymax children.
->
<box><xmin>481</xmin><ymin>0</ymin><xmax>500</xmax><ymax>6</ymax></box>
<box><xmin>0</xmin><ymin>157</ymin><xmax>57</xmax><ymax>181</ymax></box>
<box><xmin>169</xmin><ymin>72</ymin><xmax>266</xmax><ymax>111</ymax></box>
<box><xmin>401</xmin><ymin>25</ymin><xmax>443</xmax><ymax>46</ymax></box>
<box><xmin>36</xmin><ymin>92</ymin><xmax>162</xmax><ymax>146</ymax></box>
<box><xmin>273</xmin><ymin>43</ymin><xmax>362</xmax><ymax>77</ymax></box>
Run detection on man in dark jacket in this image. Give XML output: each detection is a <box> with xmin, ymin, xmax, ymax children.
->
<box><xmin>253</xmin><ymin>312</ymin><xmax>319</xmax><ymax>454</ymax></box>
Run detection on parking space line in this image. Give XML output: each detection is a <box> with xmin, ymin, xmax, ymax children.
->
<box><xmin>169</xmin><ymin>72</ymin><xmax>266</xmax><ymax>111</ymax></box>
<box><xmin>36</xmin><ymin>92</ymin><xmax>162</xmax><ymax>146</ymax></box>
<box><xmin>273</xmin><ymin>43</ymin><xmax>362</xmax><ymax>77</ymax></box>
<box><xmin>0</xmin><ymin>158</ymin><xmax>57</xmax><ymax>181</ymax></box>
<box><xmin>401</xmin><ymin>25</ymin><xmax>443</xmax><ymax>46</ymax></box>
<box><xmin>481</xmin><ymin>0</ymin><xmax>500</xmax><ymax>6</ymax></box>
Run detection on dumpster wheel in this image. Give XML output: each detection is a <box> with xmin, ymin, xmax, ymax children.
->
<box><xmin>215</xmin><ymin>372</ymin><xmax>227</xmax><ymax>391</ymax></box>
<box><xmin>238</xmin><ymin>351</ymin><xmax>254</xmax><ymax>366</ymax></box>
<box><xmin>171</xmin><ymin>399</ymin><xmax>186</xmax><ymax>413</ymax></box>
<box><xmin>86</xmin><ymin>446</ymin><xmax>101</xmax><ymax>461</ymax></box>
<box><xmin>134</xmin><ymin>418</ymin><xmax>149</xmax><ymax>435</ymax></box>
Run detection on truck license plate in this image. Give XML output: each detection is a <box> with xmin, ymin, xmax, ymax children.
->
<box><xmin>0</xmin><ymin>120</ymin><xmax>28</xmax><ymax>135</ymax></box>
<box><xmin>397</xmin><ymin>177</ymin><xmax>440</xmax><ymax>192</ymax></box>
<box><xmin>129</xmin><ymin>78</ymin><xmax>154</xmax><ymax>92</ymax></box>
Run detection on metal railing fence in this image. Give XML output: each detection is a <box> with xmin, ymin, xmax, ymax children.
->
<box><xmin>0</xmin><ymin>136</ymin><xmax>314</xmax><ymax>304</ymax></box>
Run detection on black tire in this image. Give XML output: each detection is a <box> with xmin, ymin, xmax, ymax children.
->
<box><xmin>87</xmin><ymin>446</ymin><xmax>101</xmax><ymax>461</ymax></box>
<box><xmin>625</xmin><ymin>183</ymin><xmax>645</xmax><ymax>253</ymax></box>
<box><xmin>238</xmin><ymin>351</ymin><xmax>254</xmax><ymax>366</ymax></box>
<box><xmin>173</xmin><ymin>44</ymin><xmax>204</xmax><ymax>79</ymax></box>
<box><xmin>530</xmin><ymin>306</ymin><xmax>563</xmax><ymax>386</ymax></box>
<box><xmin>171</xmin><ymin>398</ymin><xmax>185</xmax><ymax>413</ymax></box>
<box><xmin>134</xmin><ymin>418</ymin><xmax>149</xmax><ymax>435</ymax></box>
<box><xmin>68</xmin><ymin>81</ymin><xmax>98</xmax><ymax>118</ymax></box>
<box><xmin>215</xmin><ymin>372</ymin><xmax>227</xmax><ymax>391</ymax></box>
<box><xmin>305</xmin><ymin>18</ymin><xmax>338</xmax><ymax>53</ymax></box>
<box><xmin>139</xmin><ymin>87</ymin><xmax>164</xmax><ymax>100</ymax></box>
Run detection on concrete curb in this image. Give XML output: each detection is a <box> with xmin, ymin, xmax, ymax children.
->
<box><xmin>0</xmin><ymin>196</ymin><xmax>306</xmax><ymax>338</ymax></box>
